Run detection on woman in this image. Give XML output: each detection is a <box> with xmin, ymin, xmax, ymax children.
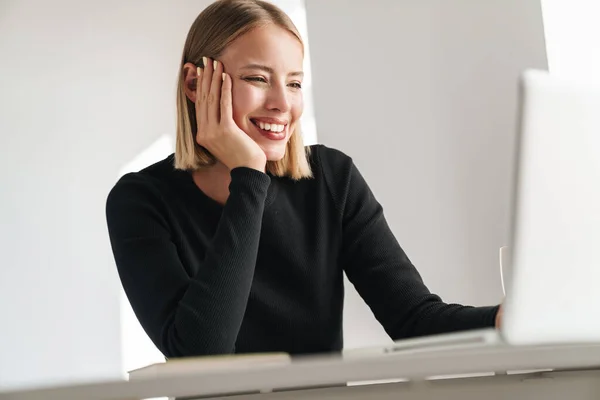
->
<box><xmin>106</xmin><ymin>0</ymin><xmax>501</xmax><ymax>358</ymax></box>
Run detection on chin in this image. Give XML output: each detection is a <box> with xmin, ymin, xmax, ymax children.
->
<box><xmin>258</xmin><ymin>140</ymin><xmax>289</xmax><ymax>161</ymax></box>
<box><xmin>261</xmin><ymin>144</ymin><xmax>288</xmax><ymax>162</ymax></box>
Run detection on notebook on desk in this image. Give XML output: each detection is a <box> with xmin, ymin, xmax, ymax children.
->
<box><xmin>349</xmin><ymin>69</ymin><xmax>600</xmax><ymax>357</ymax></box>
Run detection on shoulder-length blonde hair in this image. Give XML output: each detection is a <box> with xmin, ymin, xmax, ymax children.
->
<box><xmin>174</xmin><ymin>0</ymin><xmax>312</xmax><ymax>180</ymax></box>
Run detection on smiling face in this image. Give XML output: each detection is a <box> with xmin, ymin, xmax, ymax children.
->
<box><xmin>218</xmin><ymin>24</ymin><xmax>304</xmax><ymax>161</ymax></box>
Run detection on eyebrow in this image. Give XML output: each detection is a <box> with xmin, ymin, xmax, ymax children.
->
<box><xmin>240</xmin><ymin>63</ymin><xmax>304</xmax><ymax>78</ymax></box>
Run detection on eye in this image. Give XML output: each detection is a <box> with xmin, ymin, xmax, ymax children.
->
<box><xmin>244</xmin><ymin>76</ymin><xmax>267</xmax><ymax>83</ymax></box>
<box><xmin>289</xmin><ymin>82</ymin><xmax>302</xmax><ymax>89</ymax></box>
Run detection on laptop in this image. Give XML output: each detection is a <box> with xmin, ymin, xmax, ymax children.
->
<box><xmin>347</xmin><ymin>69</ymin><xmax>600</xmax><ymax>356</ymax></box>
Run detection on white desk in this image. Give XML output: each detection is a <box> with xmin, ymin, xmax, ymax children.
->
<box><xmin>2</xmin><ymin>343</ymin><xmax>600</xmax><ymax>400</ymax></box>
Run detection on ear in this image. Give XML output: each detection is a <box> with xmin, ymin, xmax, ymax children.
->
<box><xmin>182</xmin><ymin>62</ymin><xmax>199</xmax><ymax>103</ymax></box>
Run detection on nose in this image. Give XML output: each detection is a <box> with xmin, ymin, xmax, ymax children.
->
<box><xmin>264</xmin><ymin>81</ymin><xmax>291</xmax><ymax>113</ymax></box>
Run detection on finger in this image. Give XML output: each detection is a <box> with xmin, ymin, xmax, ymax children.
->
<box><xmin>195</xmin><ymin>66</ymin><xmax>203</xmax><ymax>106</ymax></box>
<box><xmin>220</xmin><ymin>73</ymin><xmax>233</xmax><ymax>124</ymax></box>
<box><xmin>199</xmin><ymin>56</ymin><xmax>213</xmax><ymax>130</ymax></box>
<box><xmin>195</xmin><ymin>66</ymin><xmax>204</xmax><ymax>136</ymax></box>
<box><xmin>208</xmin><ymin>60</ymin><xmax>223</xmax><ymax>124</ymax></box>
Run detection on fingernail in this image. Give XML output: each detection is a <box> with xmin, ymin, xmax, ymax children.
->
<box><xmin>197</xmin><ymin>67</ymin><xmax>201</xmax><ymax>76</ymax></box>
<box><xmin>213</xmin><ymin>60</ymin><xmax>217</xmax><ymax>69</ymax></box>
<box><xmin>222</xmin><ymin>73</ymin><xmax>226</xmax><ymax>82</ymax></box>
<box><xmin>202</xmin><ymin>56</ymin><xmax>207</xmax><ymax>68</ymax></box>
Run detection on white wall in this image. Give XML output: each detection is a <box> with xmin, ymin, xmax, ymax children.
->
<box><xmin>304</xmin><ymin>0</ymin><xmax>548</xmax><ymax>348</ymax></box>
<box><xmin>0</xmin><ymin>0</ymin><xmax>215</xmax><ymax>389</ymax></box>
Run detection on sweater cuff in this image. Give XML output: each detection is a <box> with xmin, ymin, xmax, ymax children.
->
<box><xmin>229</xmin><ymin>167</ymin><xmax>271</xmax><ymax>194</ymax></box>
<box><xmin>481</xmin><ymin>305</ymin><xmax>501</xmax><ymax>328</ymax></box>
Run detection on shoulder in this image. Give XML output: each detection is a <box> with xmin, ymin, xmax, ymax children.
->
<box><xmin>307</xmin><ymin>144</ymin><xmax>354</xmax><ymax>177</ymax></box>
<box><xmin>105</xmin><ymin>154</ymin><xmax>184</xmax><ymax>239</ymax></box>
<box><xmin>306</xmin><ymin>144</ymin><xmax>361</xmax><ymax>209</ymax></box>
<box><xmin>106</xmin><ymin>154</ymin><xmax>179</xmax><ymax>215</ymax></box>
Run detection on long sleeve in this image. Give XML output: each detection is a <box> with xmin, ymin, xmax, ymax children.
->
<box><xmin>106</xmin><ymin>167</ymin><xmax>270</xmax><ymax>357</ymax></box>
<box><xmin>319</xmin><ymin>147</ymin><xmax>499</xmax><ymax>340</ymax></box>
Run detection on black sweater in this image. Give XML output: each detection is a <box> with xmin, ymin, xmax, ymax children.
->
<box><xmin>106</xmin><ymin>144</ymin><xmax>499</xmax><ymax>358</ymax></box>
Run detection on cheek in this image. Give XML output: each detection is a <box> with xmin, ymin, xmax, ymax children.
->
<box><xmin>290</xmin><ymin>94</ymin><xmax>304</xmax><ymax>122</ymax></box>
<box><xmin>231</xmin><ymin>84</ymin><xmax>262</xmax><ymax>124</ymax></box>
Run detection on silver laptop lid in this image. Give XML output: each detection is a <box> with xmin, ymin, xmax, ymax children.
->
<box><xmin>503</xmin><ymin>70</ymin><xmax>600</xmax><ymax>345</ymax></box>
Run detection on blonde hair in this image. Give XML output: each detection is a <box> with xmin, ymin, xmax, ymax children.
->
<box><xmin>174</xmin><ymin>0</ymin><xmax>312</xmax><ymax>180</ymax></box>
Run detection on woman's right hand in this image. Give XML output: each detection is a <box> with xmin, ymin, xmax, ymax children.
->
<box><xmin>195</xmin><ymin>57</ymin><xmax>267</xmax><ymax>172</ymax></box>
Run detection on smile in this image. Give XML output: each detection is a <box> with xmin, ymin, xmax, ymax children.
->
<box><xmin>251</xmin><ymin>119</ymin><xmax>287</xmax><ymax>133</ymax></box>
<box><xmin>250</xmin><ymin>118</ymin><xmax>288</xmax><ymax>141</ymax></box>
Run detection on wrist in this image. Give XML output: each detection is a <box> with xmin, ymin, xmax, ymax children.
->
<box><xmin>495</xmin><ymin>304</ymin><xmax>503</xmax><ymax>328</ymax></box>
<box><xmin>245</xmin><ymin>162</ymin><xmax>266</xmax><ymax>173</ymax></box>
<box><xmin>237</xmin><ymin>155</ymin><xmax>266</xmax><ymax>173</ymax></box>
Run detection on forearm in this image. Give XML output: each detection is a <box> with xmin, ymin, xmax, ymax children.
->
<box><xmin>391</xmin><ymin>300</ymin><xmax>500</xmax><ymax>340</ymax></box>
<box><xmin>169</xmin><ymin>167</ymin><xmax>271</xmax><ymax>356</ymax></box>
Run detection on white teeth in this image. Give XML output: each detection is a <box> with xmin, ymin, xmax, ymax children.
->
<box><xmin>255</xmin><ymin>121</ymin><xmax>285</xmax><ymax>132</ymax></box>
